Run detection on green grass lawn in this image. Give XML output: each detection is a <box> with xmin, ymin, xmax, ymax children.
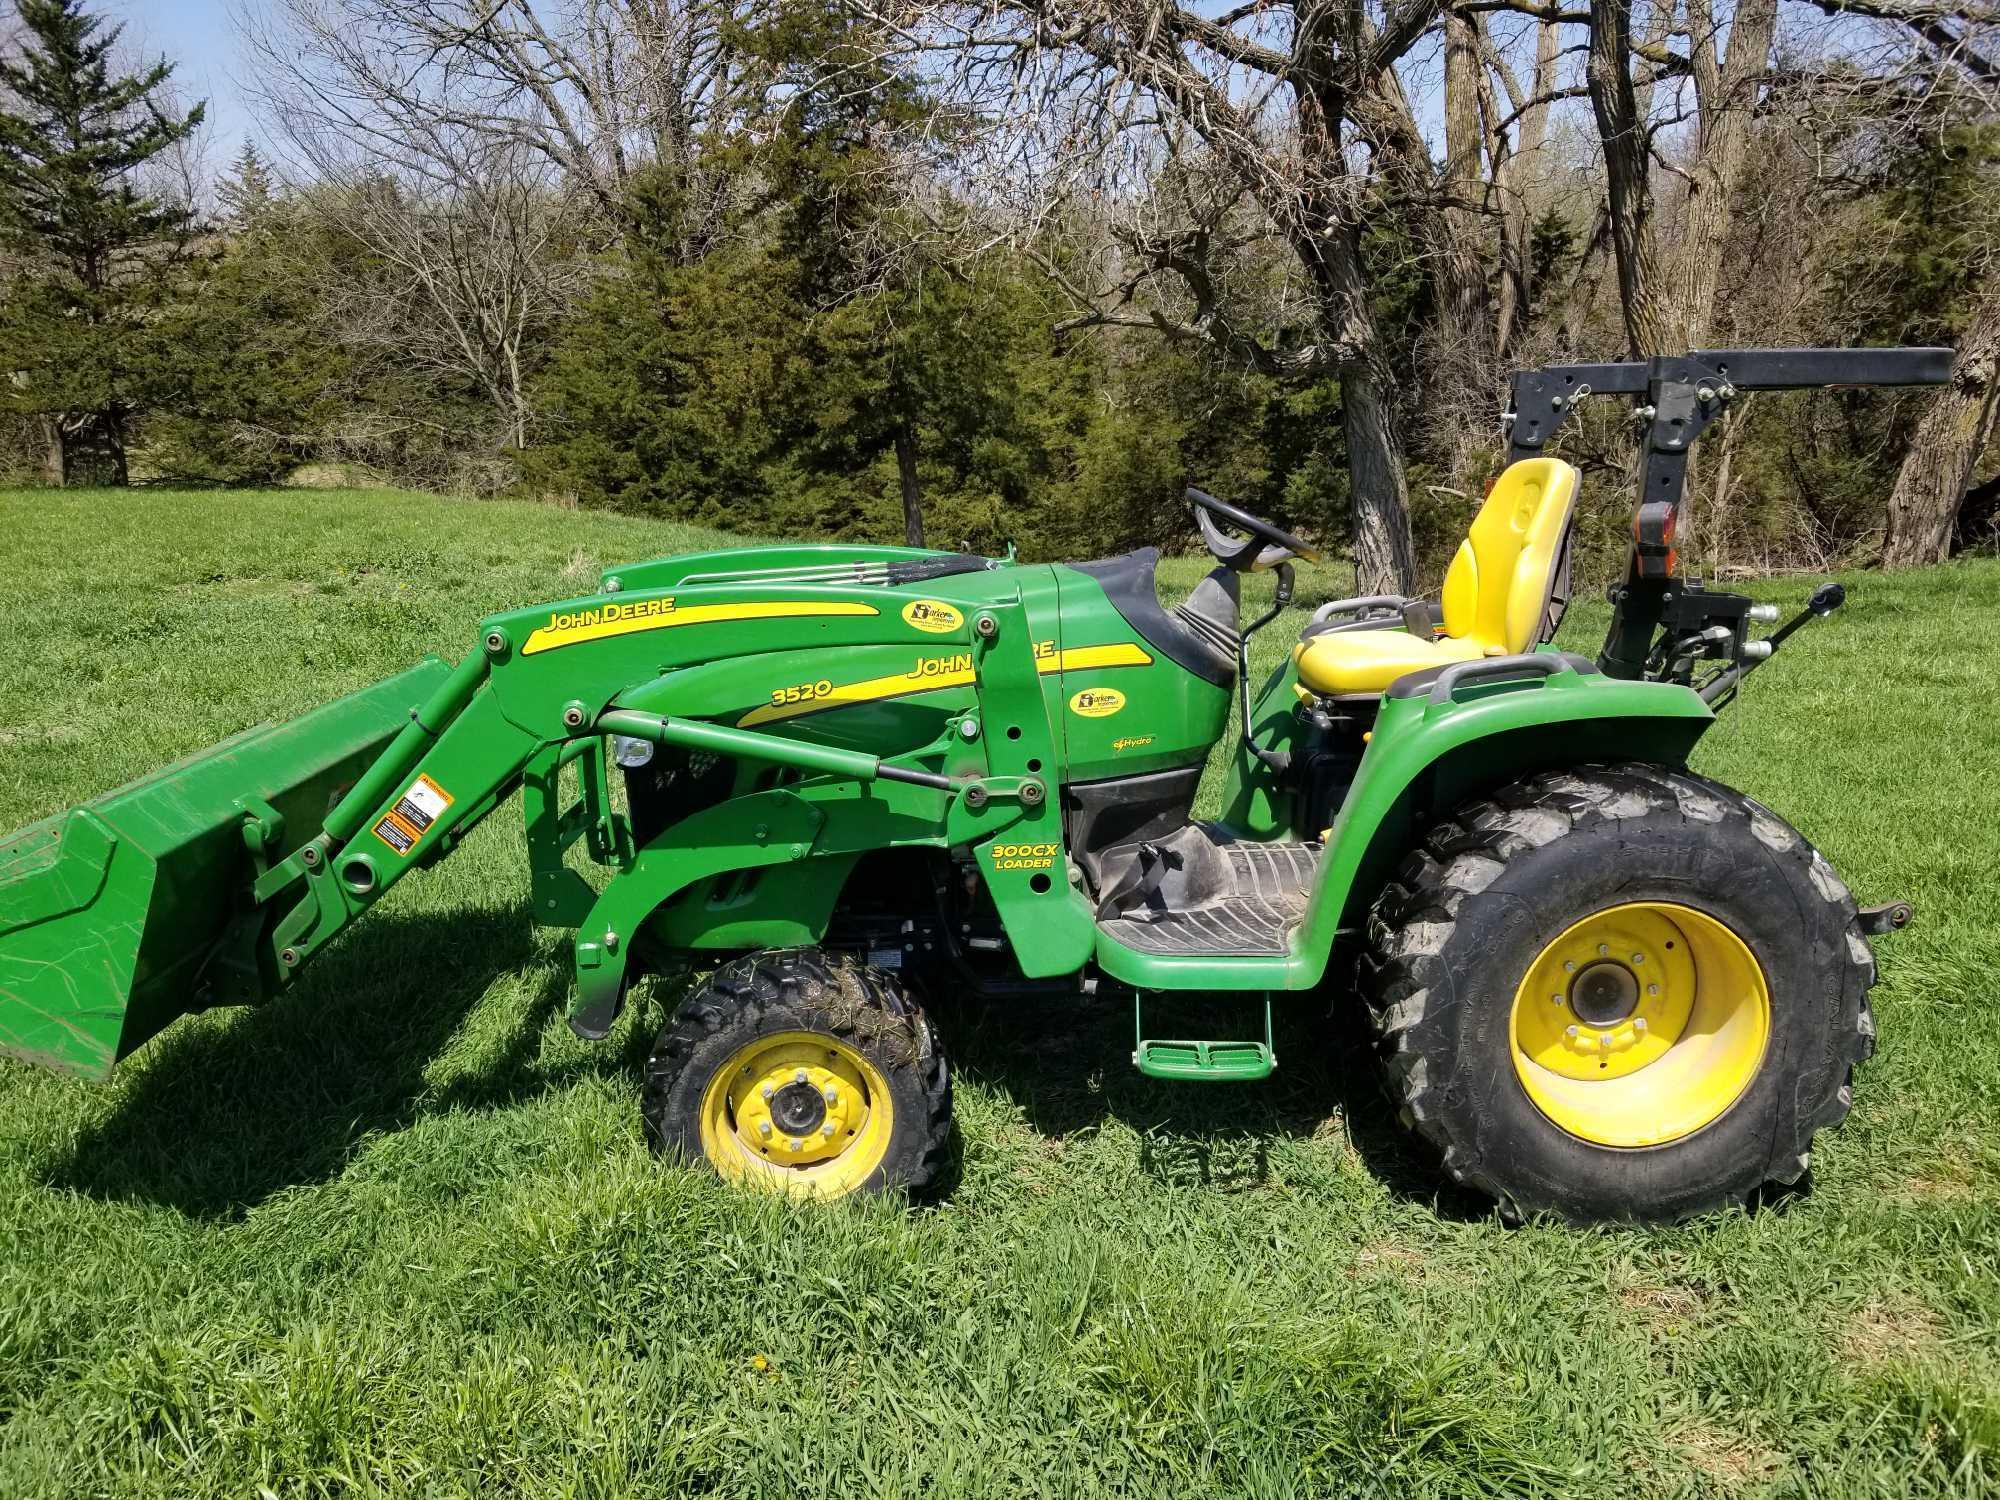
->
<box><xmin>1</xmin><ymin>486</ymin><xmax>1996</xmax><ymax>1497</ymax></box>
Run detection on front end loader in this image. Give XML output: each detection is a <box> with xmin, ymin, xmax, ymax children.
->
<box><xmin>0</xmin><ymin>347</ymin><xmax>1949</xmax><ymax>1223</ymax></box>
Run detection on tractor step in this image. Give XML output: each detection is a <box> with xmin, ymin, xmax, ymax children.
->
<box><xmin>1132</xmin><ymin>993</ymin><xmax>1276</xmax><ymax>1082</ymax></box>
<box><xmin>1094</xmin><ymin>823</ymin><xmax>1318</xmax><ymax>957</ymax></box>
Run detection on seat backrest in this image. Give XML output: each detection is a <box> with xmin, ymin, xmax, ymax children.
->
<box><xmin>1438</xmin><ymin>457</ymin><xmax>1580</xmax><ymax>653</ymax></box>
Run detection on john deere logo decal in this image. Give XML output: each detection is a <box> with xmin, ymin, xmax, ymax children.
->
<box><xmin>1069</xmin><ymin>687</ymin><xmax>1126</xmax><ymax>719</ymax></box>
<box><xmin>902</xmin><ymin>599</ymin><xmax>963</xmax><ymax>634</ymax></box>
<box><xmin>521</xmin><ymin>597</ymin><xmax>877</xmax><ymax>654</ymax></box>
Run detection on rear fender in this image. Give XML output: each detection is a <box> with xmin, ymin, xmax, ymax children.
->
<box><xmin>1291</xmin><ymin>665</ymin><xmax>1715</xmax><ymax>976</ymax></box>
<box><xmin>1096</xmin><ymin>663</ymin><xmax>1712</xmax><ymax>993</ymax></box>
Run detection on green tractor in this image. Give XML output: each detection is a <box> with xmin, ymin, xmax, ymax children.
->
<box><xmin>0</xmin><ymin>349</ymin><xmax>1948</xmax><ymax>1221</ymax></box>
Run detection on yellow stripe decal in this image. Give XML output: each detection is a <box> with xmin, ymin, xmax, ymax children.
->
<box><xmin>1045</xmin><ymin>643</ymin><xmax>1153</xmax><ymax>673</ymax></box>
<box><xmin>739</xmin><ymin>663</ymin><xmax>978</xmax><ymax>727</ymax></box>
<box><xmin>522</xmin><ymin>599</ymin><xmax>878</xmax><ymax>656</ymax></box>
<box><xmin>737</xmin><ymin>641</ymin><xmax>1155</xmax><ymax>728</ymax></box>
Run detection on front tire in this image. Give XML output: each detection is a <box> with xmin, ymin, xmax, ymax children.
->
<box><xmin>643</xmin><ymin>948</ymin><xmax>952</xmax><ymax>1200</ymax></box>
<box><xmin>1363</xmin><ymin>763</ymin><xmax>1877</xmax><ymax>1224</ymax></box>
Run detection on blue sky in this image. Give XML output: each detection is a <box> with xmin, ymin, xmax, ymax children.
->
<box><xmin>116</xmin><ymin>0</ymin><xmax>254</xmax><ymax>152</ymax></box>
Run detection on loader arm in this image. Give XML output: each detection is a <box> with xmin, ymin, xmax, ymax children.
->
<box><xmin>1</xmin><ymin>555</ymin><xmax>1115</xmax><ymax>1077</ymax></box>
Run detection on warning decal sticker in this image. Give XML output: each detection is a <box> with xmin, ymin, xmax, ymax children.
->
<box><xmin>372</xmin><ymin>774</ymin><xmax>455</xmax><ymax>856</ymax></box>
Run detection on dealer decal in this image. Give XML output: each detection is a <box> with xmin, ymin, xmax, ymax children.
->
<box><xmin>1069</xmin><ymin>687</ymin><xmax>1127</xmax><ymax>719</ymax></box>
<box><xmin>901</xmin><ymin>599</ymin><xmax>964</xmax><ymax>634</ymax></box>
<box><xmin>521</xmin><ymin>596</ymin><xmax>878</xmax><ymax>655</ymax></box>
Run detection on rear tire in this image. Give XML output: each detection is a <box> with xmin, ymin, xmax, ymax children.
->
<box><xmin>643</xmin><ymin>948</ymin><xmax>952</xmax><ymax>1200</ymax></box>
<box><xmin>1362</xmin><ymin>763</ymin><xmax>1876</xmax><ymax>1224</ymax></box>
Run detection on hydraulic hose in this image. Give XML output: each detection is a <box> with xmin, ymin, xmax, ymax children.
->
<box><xmin>322</xmin><ymin>650</ymin><xmax>490</xmax><ymax>844</ymax></box>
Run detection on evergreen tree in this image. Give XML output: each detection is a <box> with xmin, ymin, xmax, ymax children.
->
<box><xmin>216</xmin><ymin>140</ymin><xmax>275</xmax><ymax>232</ymax></box>
<box><xmin>0</xmin><ymin>0</ymin><xmax>204</xmax><ymax>485</ymax></box>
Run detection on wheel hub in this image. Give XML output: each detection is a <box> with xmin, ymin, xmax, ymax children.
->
<box><xmin>697</xmin><ymin>1031</ymin><xmax>894</xmax><ymax>1194</ymax></box>
<box><xmin>1569</xmin><ymin>960</ymin><xmax>1640</xmax><ymax>1026</ymax></box>
<box><xmin>769</xmin><ymin>1079</ymin><xmax>828</xmax><ymax>1137</ymax></box>
<box><xmin>1509</xmin><ymin>902</ymin><xmax>1772</xmax><ymax>1148</ymax></box>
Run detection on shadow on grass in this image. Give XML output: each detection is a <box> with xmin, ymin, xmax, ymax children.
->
<box><xmin>44</xmin><ymin>903</ymin><xmax>672</xmax><ymax>1220</ymax></box>
<box><xmin>45</xmin><ymin>899</ymin><xmax>1488</xmax><ymax>1222</ymax></box>
<box><xmin>931</xmin><ymin>979</ymin><xmax>1493</xmax><ymax>1219</ymax></box>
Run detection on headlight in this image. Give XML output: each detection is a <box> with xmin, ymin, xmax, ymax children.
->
<box><xmin>611</xmin><ymin>734</ymin><xmax>655</xmax><ymax>769</ymax></box>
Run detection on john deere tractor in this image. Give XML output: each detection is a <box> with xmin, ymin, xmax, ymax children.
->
<box><xmin>0</xmin><ymin>349</ymin><xmax>1946</xmax><ymax>1221</ymax></box>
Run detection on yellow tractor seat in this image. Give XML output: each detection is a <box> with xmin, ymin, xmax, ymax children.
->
<box><xmin>1295</xmin><ymin>457</ymin><xmax>1580</xmax><ymax>697</ymax></box>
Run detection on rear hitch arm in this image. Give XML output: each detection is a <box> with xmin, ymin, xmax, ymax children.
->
<box><xmin>1696</xmin><ymin>582</ymin><xmax>1846</xmax><ymax>708</ymax></box>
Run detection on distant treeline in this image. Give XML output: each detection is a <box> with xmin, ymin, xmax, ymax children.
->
<box><xmin>1</xmin><ymin>0</ymin><xmax>1994</xmax><ymax>588</ymax></box>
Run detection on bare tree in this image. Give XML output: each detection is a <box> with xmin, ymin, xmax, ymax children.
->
<box><xmin>1480</xmin><ymin>11</ymin><xmax>1564</xmax><ymax>359</ymax></box>
<box><xmin>845</xmin><ymin>0</ymin><xmax>1586</xmax><ymax>592</ymax></box>
<box><xmin>239</xmin><ymin>0</ymin><xmax>756</xmax><ymax>255</ymax></box>
<box><xmin>1882</xmin><ymin>281</ymin><xmax>2000</xmax><ymax>563</ymax></box>
<box><xmin>311</xmin><ymin>148</ymin><xmax>589</xmax><ymax>457</ymax></box>
<box><xmin>1570</xmin><ymin>0</ymin><xmax>1998</xmax><ymax>357</ymax></box>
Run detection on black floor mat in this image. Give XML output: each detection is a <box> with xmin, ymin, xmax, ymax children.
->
<box><xmin>1094</xmin><ymin>824</ymin><xmax>1319</xmax><ymax>957</ymax></box>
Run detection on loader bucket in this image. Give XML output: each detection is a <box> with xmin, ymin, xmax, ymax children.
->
<box><xmin>0</xmin><ymin>657</ymin><xmax>454</xmax><ymax>1079</ymax></box>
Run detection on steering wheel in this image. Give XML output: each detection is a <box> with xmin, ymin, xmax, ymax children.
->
<box><xmin>1187</xmin><ymin>487</ymin><xmax>1323</xmax><ymax>571</ymax></box>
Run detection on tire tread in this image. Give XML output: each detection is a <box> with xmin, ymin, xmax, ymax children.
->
<box><xmin>1363</xmin><ymin>761</ymin><xmax>1876</xmax><ymax>1223</ymax></box>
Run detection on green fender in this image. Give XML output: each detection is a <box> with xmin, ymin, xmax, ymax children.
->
<box><xmin>1097</xmin><ymin>658</ymin><xmax>1715</xmax><ymax>992</ymax></box>
<box><xmin>569</xmin><ymin>789</ymin><xmax>827</xmax><ymax>1035</ymax></box>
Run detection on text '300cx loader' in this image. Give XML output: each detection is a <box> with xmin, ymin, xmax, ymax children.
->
<box><xmin>0</xmin><ymin>349</ymin><xmax>1949</xmax><ymax>1222</ymax></box>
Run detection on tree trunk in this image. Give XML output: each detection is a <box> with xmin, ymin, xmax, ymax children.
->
<box><xmin>106</xmin><ymin>408</ymin><xmax>129</xmax><ymax>487</ymax></box>
<box><xmin>1490</xmin><ymin>15</ymin><xmax>1559</xmax><ymax>359</ymax></box>
<box><xmin>1437</xmin><ymin>7</ymin><xmax>1496</xmax><ymax>461</ymax></box>
<box><xmin>1883</xmin><ymin>285</ymin><xmax>2000</xmax><ymax>567</ymax></box>
<box><xmin>894</xmin><ymin>420</ymin><xmax>924</xmax><ymax>548</ymax></box>
<box><xmin>1588</xmin><ymin>0</ymin><xmax>1672</xmax><ymax>356</ymax></box>
<box><xmin>1309</xmin><ymin>227</ymin><xmax>1419</xmax><ymax>594</ymax></box>
<box><xmin>1342</xmin><ymin>361</ymin><xmax>1420</xmax><ymax>594</ymax></box>
<box><xmin>40</xmin><ymin>417</ymin><xmax>65</xmax><ymax>487</ymax></box>
<box><xmin>1662</xmin><ymin>0</ymin><xmax>1778</xmax><ymax>349</ymax></box>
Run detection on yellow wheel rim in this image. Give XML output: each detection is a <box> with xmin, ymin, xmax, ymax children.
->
<box><xmin>698</xmin><ymin>1031</ymin><xmax>895</xmax><ymax>1199</ymax></box>
<box><xmin>1509</xmin><ymin>902</ymin><xmax>1771</xmax><ymax>1148</ymax></box>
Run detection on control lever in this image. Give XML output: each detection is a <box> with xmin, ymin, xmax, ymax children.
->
<box><xmin>1237</xmin><ymin>563</ymin><xmax>1295</xmax><ymax>775</ymax></box>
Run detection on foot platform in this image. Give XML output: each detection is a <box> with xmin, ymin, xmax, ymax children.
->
<box><xmin>1131</xmin><ymin>993</ymin><xmax>1276</xmax><ymax>1082</ymax></box>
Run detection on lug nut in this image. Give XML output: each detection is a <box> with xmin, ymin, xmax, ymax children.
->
<box><xmin>1631</xmin><ymin>953</ymin><xmax>1644</xmax><ymax>965</ymax></box>
<box><xmin>794</xmin><ymin>1069</ymin><xmax>808</xmax><ymax>1084</ymax></box>
<box><xmin>824</xmin><ymin>1086</ymin><xmax>838</xmax><ymax>1105</ymax></box>
<box><xmin>1634</xmin><ymin>1017</ymin><xmax>1648</xmax><ymax>1033</ymax></box>
<box><xmin>1566</xmin><ymin>1024</ymin><xmax>1580</xmax><ymax>1039</ymax></box>
<box><xmin>1564</xmin><ymin>960</ymin><xmax>1577</xmax><ymax>973</ymax></box>
<box><xmin>1598</xmin><ymin>943</ymin><xmax>1610</xmax><ymax>957</ymax></box>
<box><xmin>1551</xmin><ymin>994</ymin><xmax>1563</xmax><ymax>1005</ymax></box>
<box><xmin>761</xmin><ymin>1084</ymin><xmax>774</xmax><ymax>1101</ymax></box>
<box><xmin>1648</xmin><ymin>983</ymin><xmax>1660</xmax><ymax>996</ymax></box>
<box><xmin>822</xmin><ymin>1123</ymin><xmax>836</xmax><ymax>1139</ymax></box>
<box><xmin>759</xmin><ymin>1121</ymin><xmax>772</xmax><ymax>1138</ymax></box>
<box><xmin>788</xmin><ymin>1137</ymin><xmax>802</xmax><ymax>1153</ymax></box>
